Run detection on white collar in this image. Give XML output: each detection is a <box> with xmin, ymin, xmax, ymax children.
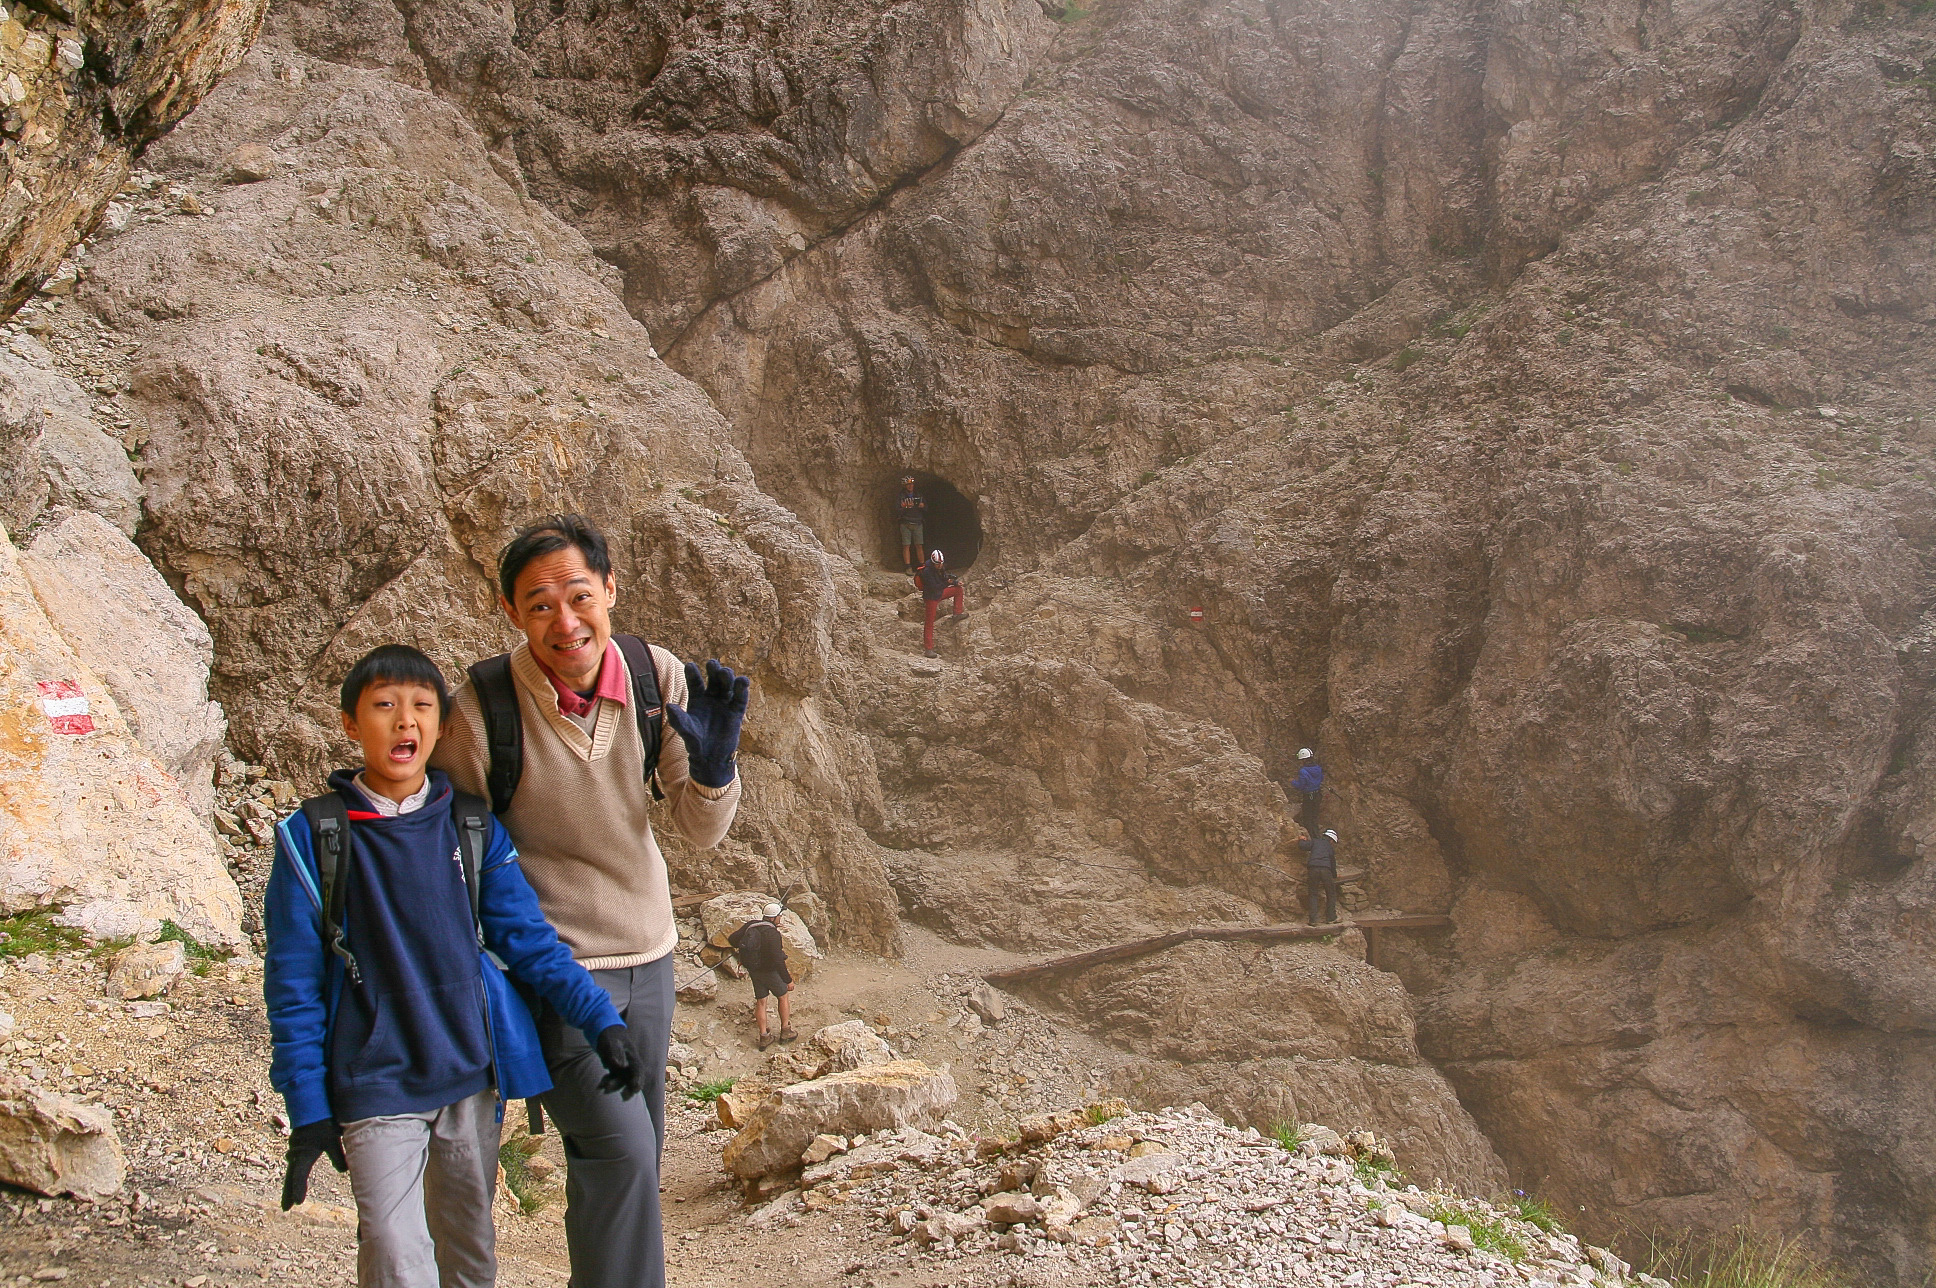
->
<box><xmin>352</xmin><ymin>772</ymin><xmax>431</xmax><ymax>817</ymax></box>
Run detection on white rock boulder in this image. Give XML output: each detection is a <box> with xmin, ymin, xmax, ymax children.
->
<box><xmin>721</xmin><ymin>1060</ymin><xmax>958</xmax><ymax>1179</ymax></box>
<box><xmin>0</xmin><ymin>521</ymin><xmax>243</xmax><ymax>946</ymax></box>
<box><xmin>700</xmin><ymin>891</ymin><xmax>822</xmax><ymax>983</ymax></box>
<box><xmin>22</xmin><ymin>510</ymin><xmax>227</xmax><ymax>818</ymax></box>
<box><xmin>0</xmin><ymin>1076</ymin><xmax>126</xmax><ymax>1198</ymax></box>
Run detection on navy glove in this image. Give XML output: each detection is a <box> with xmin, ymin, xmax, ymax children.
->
<box><xmin>595</xmin><ymin>1024</ymin><xmax>645</xmax><ymax>1100</ymax></box>
<box><xmin>281</xmin><ymin>1118</ymin><xmax>347</xmax><ymax>1210</ymax></box>
<box><xmin>665</xmin><ymin>658</ymin><xmax>749</xmax><ymax>788</ymax></box>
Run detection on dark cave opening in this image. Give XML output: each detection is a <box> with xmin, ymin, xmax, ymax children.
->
<box><xmin>883</xmin><ymin>472</ymin><xmax>982</xmax><ymax>571</ymax></box>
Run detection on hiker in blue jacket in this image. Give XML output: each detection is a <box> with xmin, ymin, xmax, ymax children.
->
<box><xmin>265</xmin><ymin>645</ymin><xmax>641</xmax><ymax>1288</ymax></box>
<box><xmin>1293</xmin><ymin>747</ymin><xmax>1324</xmax><ymax>832</ymax></box>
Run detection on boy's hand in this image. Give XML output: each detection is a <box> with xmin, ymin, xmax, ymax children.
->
<box><xmin>595</xmin><ymin>1024</ymin><xmax>645</xmax><ymax>1100</ymax></box>
<box><xmin>666</xmin><ymin>659</ymin><xmax>749</xmax><ymax>788</ymax></box>
<box><xmin>281</xmin><ymin>1119</ymin><xmax>347</xmax><ymax>1210</ymax></box>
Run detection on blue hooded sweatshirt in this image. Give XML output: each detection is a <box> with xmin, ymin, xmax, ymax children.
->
<box><xmin>264</xmin><ymin>769</ymin><xmax>623</xmax><ymax>1127</ymax></box>
<box><xmin>1294</xmin><ymin>763</ymin><xmax>1324</xmax><ymax>796</ymax></box>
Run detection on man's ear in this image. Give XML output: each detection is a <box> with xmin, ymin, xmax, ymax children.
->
<box><xmin>499</xmin><ymin>594</ymin><xmax>521</xmax><ymax>628</ymax></box>
<box><xmin>604</xmin><ymin>573</ymin><xmax>618</xmax><ymax>607</ymax></box>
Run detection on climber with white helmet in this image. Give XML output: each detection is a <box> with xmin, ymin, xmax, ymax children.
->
<box><xmin>1293</xmin><ymin>746</ymin><xmax>1324</xmax><ymax>832</ymax></box>
<box><xmin>913</xmin><ymin>548</ymin><xmax>966</xmax><ymax>658</ymax></box>
<box><xmin>1298</xmin><ymin>827</ymin><xmax>1342</xmax><ymax>925</ymax></box>
<box><xmin>728</xmin><ymin>903</ymin><xmax>796</xmax><ymax>1049</ymax></box>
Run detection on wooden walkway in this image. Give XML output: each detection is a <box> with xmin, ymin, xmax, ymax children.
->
<box><xmin>983</xmin><ymin>914</ymin><xmax>1453</xmax><ymax>987</ymax></box>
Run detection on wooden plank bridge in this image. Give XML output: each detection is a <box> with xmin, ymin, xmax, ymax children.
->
<box><xmin>982</xmin><ymin>913</ymin><xmax>1452</xmax><ymax>988</ymax></box>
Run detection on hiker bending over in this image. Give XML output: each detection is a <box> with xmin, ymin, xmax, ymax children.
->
<box><xmin>728</xmin><ymin>903</ymin><xmax>796</xmax><ymax>1050</ymax></box>
<box><xmin>1294</xmin><ymin>747</ymin><xmax>1324</xmax><ymax>832</ymax></box>
<box><xmin>431</xmin><ymin>514</ymin><xmax>748</xmax><ymax>1288</ymax></box>
<box><xmin>1299</xmin><ymin>827</ymin><xmax>1342</xmax><ymax>926</ymax></box>
<box><xmin>896</xmin><ymin>475</ymin><xmax>926</xmax><ymax>572</ymax></box>
<box><xmin>914</xmin><ymin>549</ymin><xmax>966</xmax><ymax>657</ymax></box>
<box><xmin>266</xmin><ymin>645</ymin><xmax>642</xmax><ymax>1288</ymax></box>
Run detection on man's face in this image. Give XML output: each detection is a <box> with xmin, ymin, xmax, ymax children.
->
<box><xmin>341</xmin><ymin>681</ymin><xmax>441</xmax><ymax>797</ymax></box>
<box><xmin>502</xmin><ymin>546</ymin><xmax>616</xmax><ymax>689</ymax></box>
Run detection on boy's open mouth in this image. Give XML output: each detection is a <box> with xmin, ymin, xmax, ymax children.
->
<box><xmin>388</xmin><ymin>739</ymin><xmax>418</xmax><ymax>763</ymax></box>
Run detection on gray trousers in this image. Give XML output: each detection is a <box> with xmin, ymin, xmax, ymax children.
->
<box><xmin>341</xmin><ymin>1088</ymin><xmax>500</xmax><ymax>1288</ymax></box>
<box><xmin>535</xmin><ymin>957</ymin><xmax>673</xmax><ymax>1288</ymax></box>
<box><xmin>1308</xmin><ymin>867</ymin><xmax>1340</xmax><ymax>924</ymax></box>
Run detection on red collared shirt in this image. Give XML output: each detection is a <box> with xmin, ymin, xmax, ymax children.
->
<box><xmin>538</xmin><ymin>641</ymin><xmax>630</xmax><ymax>718</ymax></box>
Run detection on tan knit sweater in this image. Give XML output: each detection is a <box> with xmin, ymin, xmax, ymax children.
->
<box><xmin>430</xmin><ymin>641</ymin><xmax>741</xmax><ymax>969</ymax></box>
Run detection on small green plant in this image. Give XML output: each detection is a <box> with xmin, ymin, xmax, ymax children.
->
<box><xmin>1425</xmin><ymin>1200</ymin><xmax>1528</xmax><ymax>1262</ymax></box>
<box><xmin>156</xmin><ymin>920</ymin><xmax>229</xmax><ymax>976</ymax></box>
<box><xmin>1083</xmin><ymin>1102</ymin><xmax>1124</xmax><ymax>1126</ymax></box>
<box><xmin>1644</xmin><ymin>1227</ymin><xmax>1855</xmax><ymax>1288</ymax></box>
<box><xmin>498</xmin><ymin>1133</ymin><xmax>554</xmax><ymax>1214</ymax></box>
<box><xmin>1511</xmin><ymin>1190</ymin><xmax>1564</xmax><ymax>1234</ymax></box>
<box><xmin>0</xmin><ymin>908</ymin><xmax>88</xmax><ymax>960</ymax></box>
<box><xmin>1353</xmin><ymin>1154</ymin><xmax>1402</xmax><ymax>1186</ymax></box>
<box><xmin>1556</xmin><ymin>327</ymin><xmax>1576</xmax><ymax>346</ymax></box>
<box><xmin>684</xmin><ymin>1077</ymin><xmax>737</xmax><ymax>1105</ymax></box>
<box><xmin>1390</xmin><ymin>347</ymin><xmax>1422</xmax><ymax>371</ymax></box>
<box><xmin>1269</xmin><ymin>1122</ymin><xmax>1308</xmax><ymax>1153</ymax></box>
<box><xmin>1137</xmin><ymin>469</ymin><xmax>1158</xmax><ymax>486</ymax></box>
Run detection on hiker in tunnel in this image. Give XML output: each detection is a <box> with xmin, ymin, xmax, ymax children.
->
<box><xmin>1294</xmin><ymin>748</ymin><xmax>1324</xmax><ymax>832</ymax></box>
<box><xmin>914</xmin><ymin>548</ymin><xmax>966</xmax><ymax>657</ymax></box>
<box><xmin>896</xmin><ymin>475</ymin><xmax>926</xmax><ymax>572</ymax></box>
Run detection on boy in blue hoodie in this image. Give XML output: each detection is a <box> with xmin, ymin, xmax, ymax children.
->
<box><xmin>265</xmin><ymin>645</ymin><xmax>642</xmax><ymax>1288</ymax></box>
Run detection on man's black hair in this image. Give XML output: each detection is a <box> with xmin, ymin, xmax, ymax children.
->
<box><xmin>339</xmin><ymin>644</ymin><xmax>452</xmax><ymax>718</ymax></box>
<box><xmin>497</xmin><ymin>513</ymin><xmax>612</xmax><ymax>604</ymax></box>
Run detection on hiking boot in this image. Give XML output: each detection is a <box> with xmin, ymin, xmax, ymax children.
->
<box><xmin>924</xmin><ymin>649</ymin><xmax>938</xmax><ymax>658</ymax></box>
<box><xmin>757</xmin><ymin>1031</ymin><xmax>776</xmax><ymax>1050</ymax></box>
<box><xmin>778</xmin><ymin>1027</ymin><xmax>799</xmax><ymax>1044</ymax></box>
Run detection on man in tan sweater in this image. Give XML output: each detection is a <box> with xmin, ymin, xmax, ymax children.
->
<box><xmin>430</xmin><ymin>514</ymin><xmax>747</xmax><ymax>1288</ymax></box>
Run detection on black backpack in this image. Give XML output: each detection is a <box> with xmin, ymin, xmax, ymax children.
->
<box><xmin>467</xmin><ymin>634</ymin><xmax>666</xmax><ymax>816</ymax></box>
<box><xmin>299</xmin><ymin>788</ymin><xmax>494</xmax><ymax>988</ymax></box>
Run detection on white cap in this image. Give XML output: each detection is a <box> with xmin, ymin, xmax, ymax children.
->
<box><xmin>1297</xmin><ymin>747</ymin><xmax>1314</xmax><ymax>760</ymax></box>
<box><xmin>763</xmin><ymin>903</ymin><xmax>783</xmax><ymax>919</ymax></box>
<box><xmin>1322</xmin><ymin>829</ymin><xmax>1338</xmax><ymax>841</ymax></box>
<box><xmin>931</xmin><ymin>549</ymin><xmax>944</xmax><ymax>562</ymax></box>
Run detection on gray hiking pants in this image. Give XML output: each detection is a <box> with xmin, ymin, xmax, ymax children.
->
<box><xmin>1307</xmin><ymin>867</ymin><xmax>1340</xmax><ymax>925</ymax></box>
<box><xmin>341</xmin><ymin>1088</ymin><xmax>500</xmax><ymax>1288</ymax></box>
<box><xmin>536</xmin><ymin>956</ymin><xmax>673</xmax><ymax>1288</ymax></box>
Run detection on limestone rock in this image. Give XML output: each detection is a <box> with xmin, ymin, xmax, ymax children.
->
<box><xmin>799</xmin><ymin>1133</ymin><xmax>847</xmax><ymax>1166</ymax></box>
<box><xmin>0</xmin><ymin>1077</ymin><xmax>125</xmax><ymax>1198</ymax></box>
<box><xmin>103</xmin><ymin>939</ymin><xmax>186</xmax><ymax>1000</ymax></box>
<box><xmin>0</xmin><ymin>520</ymin><xmax>243</xmax><ymax>945</ymax></box>
<box><xmin>23</xmin><ymin>510</ymin><xmax>227</xmax><ymax>817</ymax></box>
<box><xmin>981</xmin><ymin>1191</ymin><xmax>1041</xmax><ymax>1224</ymax></box>
<box><xmin>700</xmin><ymin>892</ymin><xmax>822</xmax><ymax>984</ymax></box>
<box><xmin>0</xmin><ymin>0</ymin><xmax>268</xmax><ymax>315</ymax></box>
<box><xmin>805</xmin><ymin>1020</ymin><xmax>892</xmax><ymax>1076</ymax></box>
<box><xmin>720</xmin><ymin>1060</ymin><xmax>958</xmax><ymax>1179</ymax></box>
<box><xmin>966</xmin><ymin>982</ymin><xmax>1005</xmax><ymax>1026</ymax></box>
<box><xmin>912</xmin><ymin>1208</ymin><xmax>987</xmax><ymax>1247</ymax></box>
<box><xmin>675</xmin><ymin>969</ymin><xmax>718</xmax><ymax>1004</ymax></box>
<box><xmin>0</xmin><ymin>343</ymin><xmax>140</xmax><ymax>536</ymax></box>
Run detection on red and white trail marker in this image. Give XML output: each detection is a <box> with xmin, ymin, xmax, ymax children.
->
<box><xmin>36</xmin><ymin>679</ymin><xmax>95</xmax><ymax>736</ymax></box>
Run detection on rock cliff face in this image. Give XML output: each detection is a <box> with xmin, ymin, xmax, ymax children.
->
<box><xmin>6</xmin><ymin>0</ymin><xmax>1931</xmax><ymax>1280</ymax></box>
<box><xmin>0</xmin><ymin>0</ymin><xmax>270</xmax><ymax>315</ymax></box>
<box><xmin>253</xmin><ymin>0</ymin><xmax>1934</xmax><ymax>1278</ymax></box>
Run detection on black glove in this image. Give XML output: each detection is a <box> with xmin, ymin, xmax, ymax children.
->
<box><xmin>281</xmin><ymin>1118</ymin><xmax>347</xmax><ymax>1211</ymax></box>
<box><xmin>595</xmin><ymin>1024</ymin><xmax>645</xmax><ymax>1100</ymax></box>
<box><xmin>664</xmin><ymin>659</ymin><xmax>750</xmax><ymax>788</ymax></box>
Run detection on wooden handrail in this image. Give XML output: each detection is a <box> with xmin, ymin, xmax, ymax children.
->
<box><xmin>984</xmin><ymin>914</ymin><xmax>1452</xmax><ymax>986</ymax></box>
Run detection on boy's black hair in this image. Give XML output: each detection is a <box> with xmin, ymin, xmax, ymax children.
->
<box><xmin>339</xmin><ymin>645</ymin><xmax>452</xmax><ymax>719</ymax></box>
<box><xmin>496</xmin><ymin>513</ymin><xmax>612</xmax><ymax>604</ymax></box>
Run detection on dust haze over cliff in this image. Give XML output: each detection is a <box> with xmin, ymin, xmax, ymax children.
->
<box><xmin>3</xmin><ymin>0</ymin><xmax>1931</xmax><ymax>1281</ymax></box>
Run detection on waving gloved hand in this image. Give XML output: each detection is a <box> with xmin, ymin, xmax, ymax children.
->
<box><xmin>281</xmin><ymin>1118</ymin><xmax>348</xmax><ymax>1211</ymax></box>
<box><xmin>595</xmin><ymin>1024</ymin><xmax>645</xmax><ymax>1100</ymax></box>
<box><xmin>664</xmin><ymin>659</ymin><xmax>750</xmax><ymax>788</ymax></box>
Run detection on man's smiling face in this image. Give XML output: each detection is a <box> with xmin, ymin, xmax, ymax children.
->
<box><xmin>502</xmin><ymin>545</ymin><xmax>617</xmax><ymax>691</ymax></box>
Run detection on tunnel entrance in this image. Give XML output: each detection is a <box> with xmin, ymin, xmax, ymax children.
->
<box><xmin>883</xmin><ymin>472</ymin><xmax>982</xmax><ymax>570</ymax></box>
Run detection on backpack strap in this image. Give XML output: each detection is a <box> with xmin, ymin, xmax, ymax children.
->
<box><xmin>299</xmin><ymin>793</ymin><xmax>361</xmax><ymax>988</ymax></box>
<box><xmin>467</xmin><ymin>654</ymin><xmax>522</xmax><ymax>816</ymax></box>
<box><xmin>451</xmin><ymin>791</ymin><xmax>491</xmax><ymax>951</ymax></box>
<box><xmin>611</xmin><ymin>634</ymin><xmax>666</xmax><ymax>803</ymax></box>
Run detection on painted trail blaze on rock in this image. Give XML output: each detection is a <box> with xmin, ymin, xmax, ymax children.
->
<box><xmin>35</xmin><ymin>680</ymin><xmax>91</xmax><ymax>735</ymax></box>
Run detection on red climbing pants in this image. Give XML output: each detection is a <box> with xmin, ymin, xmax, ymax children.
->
<box><xmin>923</xmin><ymin>587</ymin><xmax>964</xmax><ymax>649</ymax></box>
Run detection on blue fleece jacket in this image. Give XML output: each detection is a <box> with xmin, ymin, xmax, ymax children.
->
<box><xmin>264</xmin><ymin>770</ymin><xmax>624</xmax><ymax>1127</ymax></box>
<box><xmin>1294</xmin><ymin>763</ymin><xmax>1324</xmax><ymax>795</ymax></box>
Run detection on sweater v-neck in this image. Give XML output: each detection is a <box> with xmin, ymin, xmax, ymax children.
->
<box><xmin>510</xmin><ymin>644</ymin><xmax>623</xmax><ymax>762</ymax></box>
